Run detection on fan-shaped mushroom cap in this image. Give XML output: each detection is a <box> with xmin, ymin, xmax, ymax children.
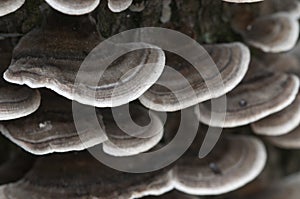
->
<box><xmin>172</xmin><ymin>134</ymin><xmax>267</xmax><ymax>195</ymax></box>
<box><xmin>251</xmin><ymin>93</ymin><xmax>300</xmax><ymax>136</ymax></box>
<box><xmin>0</xmin><ymin>90</ymin><xmax>107</xmax><ymax>155</ymax></box>
<box><xmin>242</xmin><ymin>13</ymin><xmax>299</xmax><ymax>53</ymax></box>
<box><xmin>265</xmin><ymin>124</ymin><xmax>300</xmax><ymax>149</ymax></box>
<box><xmin>44</xmin><ymin>0</ymin><xmax>100</xmax><ymax>15</ymax></box>
<box><xmin>0</xmin><ymin>0</ymin><xmax>25</xmax><ymax>17</ymax></box>
<box><xmin>0</xmin><ymin>135</ymin><xmax>35</xmax><ymax>185</ymax></box>
<box><xmin>4</xmin><ymin>12</ymin><xmax>165</xmax><ymax>108</ymax></box>
<box><xmin>248</xmin><ymin>173</ymin><xmax>300</xmax><ymax>199</ymax></box>
<box><xmin>196</xmin><ymin>59</ymin><xmax>300</xmax><ymax>128</ymax></box>
<box><xmin>139</xmin><ymin>42</ymin><xmax>249</xmax><ymax>112</ymax></box>
<box><xmin>108</xmin><ymin>0</ymin><xmax>133</xmax><ymax>12</ymax></box>
<box><xmin>0</xmin><ymin>86</ymin><xmax>41</xmax><ymax>121</ymax></box>
<box><xmin>101</xmin><ymin>104</ymin><xmax>164</xmax><ymax>157</ymax></box>
<box><xmin>222</xmin><ymin>0</ymin><xmax>263</xmax><ymax>3</ymax></box>
<box><xmin>0</xmin><ymin>152</ymin><xmax>173</xmax><ymax>199</ymax></box>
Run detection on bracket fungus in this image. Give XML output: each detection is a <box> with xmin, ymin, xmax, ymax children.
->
<box><xmin>171</xmin><ymin>134</ymin><xmax>267</xmax><ymax>195</ymax></box>
<box><xmin>259</xmin><ymin>0</ymin><xmax>300</xmax><ymax>19</ymax></box>
<box><xmin>102</xmin><ymin>105</ymin><xmax>164</xmax><ymax>157</ymax></box>
<box><xmin>44</xmin><ymin>0</ymin><xmax>100</xmax><ymax>15</ymax></box>
<box><xmin>139</xmin><ymin>42</ymin><xmax>250</xmax><ymax>112</ymax></box>
<box><xmin>4</xmin><ymin>12</ymin><xmax>165</xmax><ymax>108</ymax></box>
<box><xmin>0</xmin><ymin>152</ymin><xmax>173</xmax><ymax>199</ymax></box>
<box><xmin>242</xmin><ymin>13</ymin><xmax>299</xmax><ymax>53</ymax></box>
<box><xmin>0</xmin><ymin>0</ymin><xmax>25</xmax><ymax>17</ymax></box>
<box><xmin>196</xmin><ymin>59</ymin><xmax>299</xmax><ymax>128</ymax></box>
<box><xmin>251</xmin><ymin>93</ymin><xmax>300</xmax><ymax>136</ymax></box>
<box><xmin>108</xmin><ymin>0</ymin><xmax>133</xmax><ymax>12</ymax></box>
<box><xmin>0</xmin><ymin>90</ymin><xmax>106</xmax><ymax>155</ymax></box>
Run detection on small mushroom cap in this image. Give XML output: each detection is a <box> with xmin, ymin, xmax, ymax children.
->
<box><xmin>251</xmin><ymin>93</ymin><xmax>300</xmax><ymax>136</ymax></box>
<box><xmin>172</xmin><ymin>134</ymin><xmax>267</xmax><ymax>195</ymax></box>
<box><xmin>0</xmin><ymin>152</ymin><xmax>173</xmax><ymax>199</ymax></box>
<box><xmin>243</xmin><ymin>13</ymin><xmax>299</xmax><ymax>53</ymax></box>
<box><xmin>265</xmin><ymin>124</ymin><xmax>300</xmax><ymax>149</ymax></box>
<box><xmin>4</xmin><ymin>12</ymin><xmax>165</xmax><ymax>108</ymax></box>
<box><xmin>0</xmin><ymin>90</ymin><xmax>106</xmax><ymax>155</ymax></box>
<box><xmin>0</xmin><ymin>86</ymin><xmax>41</xmax><ymax>121</ymax></box>
<box><xmin>222</xmin><ymin>0</ymin><xmax>263</xmax><ymax>3</ymax></box>
<box><xmin>44</xmin><ymin>0</ymin><xmax>100</xmax><ymax>15</ymax></box>
<box><xmin>108</xmin><ymin>0</ymin><xmax>133</xmax><ymax>12</ymax></box>
<box><xmin>197</xmin><ymin>59</ymin><xmax>300</xmax><ymax>128</ymax></box>
<box><xmin>248</xmin><ymin>173</ymin><xmax>300</xmax><ymax>199</ymax></box>
<box><xmin>0</xmin><ymin>0</ymin><xmax>25</xmax><ymax>17</ymax></box>
<box><xmin>139</xmin><ymin>42</ymin><xmax>249</xmax><ymax>112</ymax></box>
<box><xmin>144</xmin><ymin>191</ymin><xmax>198</xmax><ymax>199</ymax></box>
<box><xmin>101</xmin><ymin>104</ymin><xmax>164</xmax><ymax>157</ymax></box>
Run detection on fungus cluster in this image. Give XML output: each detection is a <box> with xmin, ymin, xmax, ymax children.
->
<box><xmin>0</xmin><ymin>0</ymin><xmax>300</xmax><ymax>199</ymax></box>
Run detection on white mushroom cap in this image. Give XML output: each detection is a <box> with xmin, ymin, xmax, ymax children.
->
<box><xmin>265</xmin><ymin>124</ymin><xmax>300</xmax><ymax>149</ymax></box>
<box><xmin>0</xmin><ymin>0</ymin><xmax>25</xmax><ymax>17</ymax></box>
<box><xmin>101</xmin><ymin>104</ymin><xmax>164</xmax><ymax>157</ymax></box>
<box><xmin>243</xmin><ymin>13</ymin><xmax>299</xmax><ymax>53</ymax></box>
<box><xmin>251</xmin><ymin>93</ymin><xmax>300</xmax><ymax>136</ymax></box>
<box><xmin>223</xmin><ymin>0</ymin><xmax>263</xmax><ymax>3</ymax></box>
<box><xmin>44</xmin><ymin>0</ymin><xmax>100</xmax><ymax>15</ymax></box>
<box><xmin>196</xmin><ymin>59</ymin><xmax>300</xmax><ymax>128</ymax></box>
<box><xmin>108</xmin><ymin>0</ymin><xmax>133</xmax><ymax>12</ymax></box>
<box><xmin>139</xmin><ymin>42</ymin><xmax>250</xmax><ymax>112</ymax></box>
<box><xmin>4</xmin><ymin>13</ymin><xmax>166</xmax><ymax>108</ymax></box>
<box><xmin>171</xmin><ymin>135</ymin><xmax>267</xmax><ymax>195</ymax></box>
<box><xmin>0</xmin><ymin>152</ymin><xmax>173</xmax><ymax>198</ymax></box>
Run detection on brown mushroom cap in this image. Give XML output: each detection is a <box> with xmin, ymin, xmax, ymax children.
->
<box><xmin>139</xmin><ymin>42</ymin><xmax>249</xmax><ymax>112</ymax></box>
<box><xmin>0</xmin><ymin>0</ymin><xmax>25</xmax><ymax>17</ymax></box>
<box><xmin>243</xmin><ymin>13</ymin><xmax>299</xmax><ymax>53</ymax></box>
<box><xmin>0</xmin><ymin>152</ymin><xmax>173</xmax><ymax>199</ymax></box>
<box><xmin>0</xmin><ymin>86</ymin><xmax>41</xmax><ymax>121</ymax></box>
<box><xmin>172</xmin><ymin>134</ymin><xmax>267</xmax><ymax>195</ymax></box>
<box><xmin>265</xmin><ymin>124</ymin><xmax>300</xmax><ymax>149</ymax></box>
<box><xmin>197</xmin><ymin>59</ymin><xmax>300</xmax><ymax>128</ymax></box>
<box><xmin>0</xmin><ymin>90</ymin><xmax>107</xmax><ymax>155</ymax></box>
<box><xmin>222</xmin><ymin>0</ymin><xmax>263</xmax><ymax>3</ymax></box>
<box><xmin>44</xmin><ymin>0</ymin><xmax>100</xmax><ymax>15</ymax></box>
<box><xmin>251</xmin><ymin>93</ymin><xmax>300</xmax><ymax>136</ymax></box>
<box><xmin>108</xmin><ymin>0</ymin><xmax>133</xmax><ymax>12</ymax></box>
<box><xmin>102</xmin><ymin>105</ymin><xmax>164</xmax><ymax>157</ymax></box>
<box><xmin>4</xmin><ymin>12</ymin><xmax>165</xmax><ymax>108</ymax></box>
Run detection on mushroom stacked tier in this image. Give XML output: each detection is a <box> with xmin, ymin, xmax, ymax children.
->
<box><xmin>0</xmin><ymin>0</ymin><xmax>300</xmax><ymax>199</ymax></box>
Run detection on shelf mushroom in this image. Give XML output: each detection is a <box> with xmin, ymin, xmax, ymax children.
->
<box><xmin>108</xmin><ymin>0</ymin><xmax>133</xmax><ymax>12</ymax></box>
<box><xmin>0</xmin><ymin>0</ymin><xmax>25</xmax><ymax>17</ymax></box>
<box><xmin>171</xmin><ymin>134</ymin><xmax>267</xmax><ymax>195</ymax></box>
<box><xmin>4</xmin><ymin>12</ymin><xmax>165</xmax><ymax>108</ymax></box>
<box><xmin>259</xmin><ymin>0</ymin><xmax>300</xmax><ymax>19</ymax></box>
<box><xmin>139</xmin><ymin>42</ymin><xmax>250</xmax><ymax>112</ymax></box>
<box><xmin>0</xmin><ymin>152</ymin><xmax>173</xmax><ymax>199</ymax></box>
<box><xmin>251</xmin><ymin>93</ymin><xmax>300</xmax><ymax>136</ymax></box>
<box><xmin>196</xmin><ymin>59</ymin><xmax>299</xmax><ymax>128</ymax></box>
<box><xmin>264</xmin><ymin>125</ymin><xmax>300</xmax><ymax>149</ymax></box>
<box><xmin>144</xmin><ymin>191</ymin><xmax>198</xmax><ymax>199</ymax></box>
<box><xmin>44</xmin><ymin>0</ymin><xmax>100</xmax><ymax>15</ymax></box>
<box><xmin>242</xmin><ymin>13</ymin><xmax>299</xmax><ymax>53</ymax></box>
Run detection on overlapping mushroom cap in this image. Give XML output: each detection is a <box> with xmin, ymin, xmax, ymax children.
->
<box><xmin>4</xmin><ymin>11</ymin><xmax>166</xmax><ymax>108</ymax></box>
<box><xmin>0</xmin><ymin>0</ymin><xmax>25</xmax><ymax>17</ymax></box>
<box><xmin>139</xmin><ymin>42</ymin><xmax>250</xmax><ymax>112</ymax></box>
<box><xmin>108</xmin><ymin>0</ymin><xmax>133</xmax><ymax>12</ymax></box>
<box><xmin>196</xmin><ymin>59</ymin><xmax>299</xmax><ymax>128</ymax></box>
